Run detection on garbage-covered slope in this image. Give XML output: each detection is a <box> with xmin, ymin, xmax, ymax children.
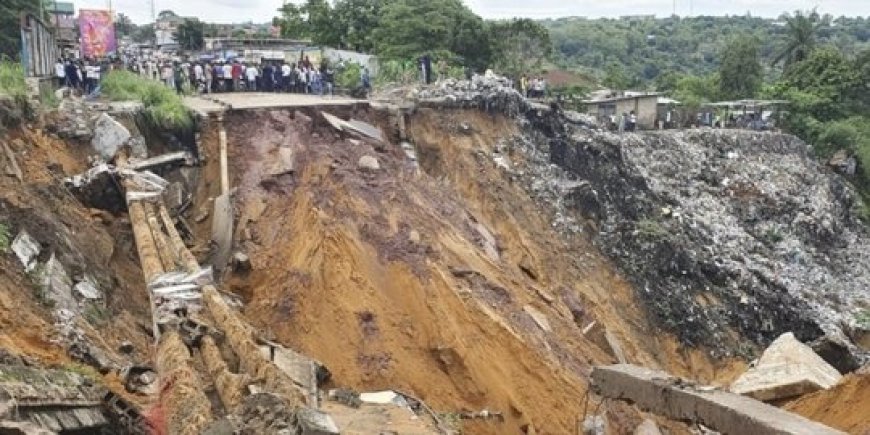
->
<box><xmin>520</xmin><ymin>112</ymin><xmax>870</xmax><ymax>372</ymax></box>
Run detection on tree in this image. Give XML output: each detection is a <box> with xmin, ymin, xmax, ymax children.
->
<box><xmin>488</xmin><ymin>19</ymin><xmax>552</xmax><ymax>77</ymax></box>
<box><xmin>371</xmin><ymin>0</ymin><xmax>491</xmax><ymax>69</ymax></box>
<box><xmin>274</xmin><ymin>3</ymin><xmax>306</xmax><ymax>38</ymax></box>
<box><xmin>0</xmin><ymin>0</ymin><xmax>42</xmax><ymax>59</ymax></box>
<box><xmin>772</xmin><ymin>10</ymin><xmax>824</xmax><ymax>68</ymax></box>
<box><xmin>114</xmin><ymin>13</ymin><xmax>135</xmax><ymax>37</ymax></box>
<box><xmin>174</xmin><ymin>19</ymin><xmax>204</xmax><ymax>51</ymax></box>
<box><xmin>132</xmin><ymin>25</ymin><xmax>156</xmax><ymax>44</ymax></box>
<box><xmin>719</xmin><ymin>36</ymin><xmax>762</xmax><ymax>99</ymax></box>
<box><xmin>331</xmin><ymin>0</ymin><xmax>384</xmax><ymax>52</ymax></box>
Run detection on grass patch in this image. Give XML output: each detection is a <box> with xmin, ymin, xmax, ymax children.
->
<box><xmin>858</xmin><ymin>310</ymin><xmax>870</xmax><ymax>329</ymax></box>
<box><xmin>101</xmin><ymin>70</ymin><xmax>193</xmax><ymax>130</ymax></box>
<box><xmin>635</xmin><ymin>218</ymin><xmax>669</xmax><ymax>239</ymax></box>
<box><xmin>61</xmin><ymin>363</ymin><xmax>100</xmax><ymax>381</ymax></box>
<box><xmin>0</xmin><ymin>222</ymin><xmax>9</xmax><ymax>253</ymax></box>
<box><xmin>0</xmin><ymin>60</ymin><xmax>27</xmax><ymax>98</ymax></box>
<box><xmin>83</xmin><ymin>302</ymin><xmax>110</xmax><ymax>326</ymax></box>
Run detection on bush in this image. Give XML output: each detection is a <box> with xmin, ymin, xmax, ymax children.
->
<box><xmin>102</xmin><ymin>71</ymin><xmax>192</xmax><ymax>130</ymax></box>
<box><xmin>336</xmin><ymin>63</ymin><xmax>362</xmax><ymax>90</ymax></box>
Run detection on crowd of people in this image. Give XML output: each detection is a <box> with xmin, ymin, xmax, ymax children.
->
<box><xmin>54</xmin><ymin>52</ymin><xmax>375</xmax><ymax>98</ymax></box>
<box><xmin>54</xmin><ymin>58</ymin><xmax>119</xmax><ymax>95</ymax></box>
<box><xmin>131</xmin><ymin>55</ymin><xmax>344</xmax><ymax>96</ymax></box>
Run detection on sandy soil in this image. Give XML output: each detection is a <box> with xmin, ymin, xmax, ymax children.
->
<box><xmin>786</xmin><ymin>370</ymin><xmax>870</xmax><ymax>434</ymax></box>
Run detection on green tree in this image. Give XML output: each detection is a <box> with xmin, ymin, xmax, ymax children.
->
<box><xmin>488</xmin><ymin>19</ymin><xmax>552</xmax><ymax>77</ymax></box>
<box><xmin>719</xmin><ymin>36</ymin><xmax>762</xmax><ymax>99</ymax></box>
<box><xmin>331</xmin><ymin>0</ymin><xmax>384</xmax><ymax>52</ymax></box>
<box><xmin>371</xmin><ymin>0</ymin><xmax>491</xmax><ymax>70</ymax></box>
<box><xmin>274</xmin><ymin>3</ymin><xmax>307</xmax><ymax>39</ymax></box>
<box><xmin>173</xmin><ymin>19</ymin><xmax>204</xmax><ymax>51</ymax></box>
<box><xmin>132</xmin><ymin>25</ymin><xmax>156</xmax><ymax>44</ymax></box>
<box><xmin>772</xmin><ymin>10</ymin><xmax>824</xmax><ymax>68</ymax></box>
<box><xmin>114</xmin><ymin>13</ymin><xmax>135</xmax><ymax>37</ymax></box>
<box><xmin>0</xmin><ymin>0</ymin><xmax>42</xmax><ymax>59</ymax></box>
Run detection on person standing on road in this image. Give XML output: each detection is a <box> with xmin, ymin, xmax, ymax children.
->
<box><xmin>194</xmin><ymin>62</ymin><xmax>204</xmax><ymax>93</ymax></box>
<box><xmin>246</xmin><ymin>63</ymin><xmax>259</xmax><ymax>92</ymax></box>
<box><xmin>324</xmin><ymin>65</ymin><xmax>335</xmax><ymax>96</ymax></box>
<box><xmin>222</xmin><ymin>61</ymin><xmax>233</xmax><ymax>92</ymax></box>
<box><xmin>262</xmin><ymin>62</ymin><xmax>274</xmax><ymax>92</ymax></box>
<box><xmin>231</xmin><ymin>61</ymin><xmax>242</xmax><ymax>92</ymax></box>
<box><xmin>281</xmin><ymin>62</ymin><xmax>292</xmax><ymax>92</ymax></box>
<box><xmin>54</xmin><ymin>59</ymin><xmax>66</xmax><ymax>88</ymax></box>
<box><xmin>173</xmin><ymin>63</ymin><xmax>184</xmax><ymax>95</ymax></box>
<box><xmin>204</xmin><ymin>63</ymin><xmax>213</xmax><ymax>94</ymax></box>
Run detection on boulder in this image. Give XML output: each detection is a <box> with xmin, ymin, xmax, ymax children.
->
<box><xmin>730</xmin><ymin>332</ymin><xmax>843</xmax><ymax>401</ymax></box>
<box><xmin>357</xmin><ymin>155</ymin><xmax>380</xmax><ymax>171</ymax></box>
<box><xmin>91</xmin><ymin>113</ymin><xmax>130</xmax><ymax>160</ymax></box>
<box><xmin>11</xmin><ymin>230</ymin><xmax>40</xmax><ymax>272</ymax></box>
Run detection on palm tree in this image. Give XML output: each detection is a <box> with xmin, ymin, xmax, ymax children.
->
<box><xmin>772</xmin><ymin>10</ymin><xmax>824</xmax><ymax>68</ymax></box>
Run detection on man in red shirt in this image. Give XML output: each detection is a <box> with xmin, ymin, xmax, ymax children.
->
<box><xmin>231</xmin><ymin>61</ymin><xmax>243</xmax><ymax>92</ymax></box>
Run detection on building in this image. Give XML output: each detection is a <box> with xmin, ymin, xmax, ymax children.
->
<box><xmin>155</xmin><ymin>10</ymin><xmax>191</xmax><ymax>49</ymax></box>
<box><xmin>584</xmin><ymin>92</ymin><xmax>662</xmax><ymax>130</ymax></box>
<box><xmin>46</xmin><ymin>1</ymin><xmax>77</xmax><ymax>54</ymax></box>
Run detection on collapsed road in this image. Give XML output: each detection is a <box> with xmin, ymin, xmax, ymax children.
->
<box><xmin>1</xmin><ymin>74</ymin><xmax>867</xmax><ymax>434</ymax></box>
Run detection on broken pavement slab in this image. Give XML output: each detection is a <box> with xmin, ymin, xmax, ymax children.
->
<box><xmin>211</xmin><ymin>193</ymin><xmax>234</xmax><ymax>271</ymax></box>
<box><xmin>730</xmin><ymin>332</ymin><xmax>843</xmax><ymax>402</ymax></box>
<box><xmin>91</xmin><ymin>113</ymin><xmax>131</xmax><ymax>160</ymax></box>
<box><xmin>591</xmin><ymin>364</ymin><xmax>845</xmax><ymax>435</ymax></box>
<box><xmin>11</xmin><ymin>230</ymin><xmax>40</xmax><ymax>272</ymax></box>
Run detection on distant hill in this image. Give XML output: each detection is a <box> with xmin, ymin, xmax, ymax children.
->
<box><xmin>543</xmin><ymin>15</ymin><xmax>870</xmax><ymax>85</ymax></box>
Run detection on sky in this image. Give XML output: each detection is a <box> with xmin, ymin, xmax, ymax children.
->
<box><xmin>72</xmin><ymin>0</ymin><xmax>870</xmax><ymax>25</ymax></box>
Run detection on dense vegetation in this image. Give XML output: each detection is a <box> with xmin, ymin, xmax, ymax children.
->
<box><xmin>273</xmin><ymin>0</ymin><xmax>550</xmax><ymax>73</ymax></box>
<box><xmin>0</xmin><ymin>0</ymin><xmax>42</xmax><ymax>60</ymax></box>
<box><xmin>544</xmin><ymin>13</ymin><xmax>870</xmax><ymax>85</ymax></box>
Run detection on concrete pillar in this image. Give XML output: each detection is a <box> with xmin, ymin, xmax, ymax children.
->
<box><xmin>217</xmin><ymin>114</ymin><xmax>229</xmax><ymax>195</ymax></box>
<box><xmin>156</xmin><ymin>330</ymin><xmax>214</xmax><ymax>435</ymax></box>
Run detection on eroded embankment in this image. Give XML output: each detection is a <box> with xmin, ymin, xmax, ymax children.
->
<box><xmin>220</xmin><ymin>106</ymin><xmax>745</xmax><ymax>434</ymax></box>
<box><xmin>521</xmin><ymin>110</ymin><xmax>869</xmax><ymax>372</ymax></box>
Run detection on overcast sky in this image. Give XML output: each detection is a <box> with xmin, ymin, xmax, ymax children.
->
<box><xmin>73</xmin><ymin>0</ymin><xmax>870</xmax><ymax>25</ymax></box>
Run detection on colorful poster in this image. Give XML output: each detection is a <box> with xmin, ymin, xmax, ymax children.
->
<box><xmin>79</xmin><ymin>9</ymin><xmax>116</xmax><ymax>58</ymax></box>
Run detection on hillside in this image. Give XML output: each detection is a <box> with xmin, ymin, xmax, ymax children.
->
<box><xmin>543</xmin><ymin>15</ymin><xmax>870</xmax><ymax>84</ymax></box>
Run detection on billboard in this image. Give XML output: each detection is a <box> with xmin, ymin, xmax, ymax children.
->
<box><xmin>79</xmin><ymin>9</ymin><xmax>116</xmax><ymax>58</ymax></box>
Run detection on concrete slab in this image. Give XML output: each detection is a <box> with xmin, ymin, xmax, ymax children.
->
<box><xmin>591</xmin><ymin>364</ymin><xmax>845</xmax><ymax>435</ymax></box>
<box><xmin>731</xmin><ymin>332</ymin><xmax>843</xmax><ymax>402</ymax></box>
<box><xmin>184</xmin><ymin>93</ymin><xmax>366</xmax><ymax>115</ymax></box>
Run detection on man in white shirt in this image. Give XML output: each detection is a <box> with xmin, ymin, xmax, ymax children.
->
<box><xmin>246</xmin><ymin>64</ymin><xmax>259</xmax><ymax>92</ymax></box>
<box><xmin>54</xmin><ymin>59</ymin><xmax>66</xmax><ymax>88</ymax></box>
<box><xmin>222</xmin><ymin>62</ymin><xmax>233</xmax><ymax>92</ymax></box>
<box><xmin>281</xmin><ymin>63</ymin><xmax>292</xmax><ymax>92</ymax></box>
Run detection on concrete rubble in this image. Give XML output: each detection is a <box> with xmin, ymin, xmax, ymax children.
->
<box><xmin>11</xmin><ymin>230</ymin><xmax>40</xmax><ymax>272</ymax></box>
<box><xmin>413</xmin><ymin>74</ymin><xmax>530</xmax><ymax>117</ymax></box>
<box><xmin>91</xmin><ymin>113</ymin><xmax>131</xmax><ymax>160</ymax></box>
<box><xmin>591</xmin><ymin>364</ymin><xmax>845</xmax><ymax>435</ymax></box>
<box><xmin>0</xmin><ymin>364</ymin><xmax>109</xmax><ymax>433</ymax></box>
<box><xmin>357</xmin><ymin>155</ymin><xmax>380</xmax><ymax>171</ymax></box>
<box><xmin>731</xmin><ymin>332</ymin><xmax>843</xmax><ymax>401</ymax></box>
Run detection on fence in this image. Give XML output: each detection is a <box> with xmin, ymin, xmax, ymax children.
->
<box><xmin>20</xmin><ymin>13</ymin><xmax>60</xmax><ymax>77</ymax></box>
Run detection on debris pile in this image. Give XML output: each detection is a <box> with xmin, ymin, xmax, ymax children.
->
<box><xmin>513</xmin><ymin>110</ymin><xmax>870</xmax><ymax>370</ymax></box>
<box><xmin>414</xmin><ymin>74</ymin><xmax>530</xmax><ymax>116</ymax></box>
